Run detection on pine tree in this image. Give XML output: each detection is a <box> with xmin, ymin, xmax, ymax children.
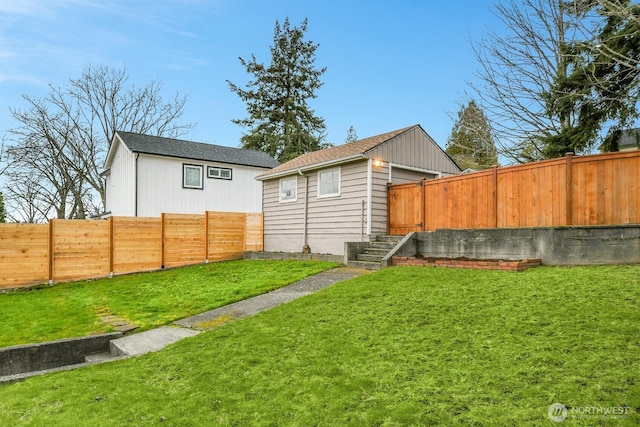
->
<box><xmin>228</xmin><ymin>18</ymin><xmax>329</xmax><ymax>162</ymax></box>
<box><xmin>345</xmin><ymin>125</ymin><xmax>358</xmax><ymax>143</ymax></box>
<box><xmin>543</xmin><ymin>0</ymin><xmax>640</xmax><ymax>156</ymax></box>
<box><xmin>446</xmin><ymin>100</ymin><xmax>498</xmax><ymax>171</ymax></box>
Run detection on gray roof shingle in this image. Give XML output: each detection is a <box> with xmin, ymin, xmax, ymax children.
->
<box><xmin>115</xmin><ymin>131</ymin><xmax>280</xmax><ymax>169</ymax></box>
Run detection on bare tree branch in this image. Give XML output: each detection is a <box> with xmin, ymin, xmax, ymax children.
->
<box><xmin>4</xmin><ymin>64</ymin><xmax>194</xmax><ymax>222</ymax></box>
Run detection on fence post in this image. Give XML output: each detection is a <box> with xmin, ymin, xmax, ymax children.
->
<box><xmin>565</xmin><ymin>152</ymin><xmax>574</xmax><ymax>226</ymax></box>
<box><xmin>205</xmin><ymin>211</ymin><xmax>210</xmax><ymax>263</ymax></box>
<box><xmin>108</xmin><ymin>216</ymin><xmax>114</xmax><ymax>277</ymax></box>
<box><xmin>420</xmin><ymin>179</ymin><xmax>426</xmax><ymax>231</ymax></box>
<box><xmin>242</xmin><ymin>213</ymin><xmax>248</xmax><ymax>253</ymax></box>
<box><xmin>492</xmin><ymin>165</ymin><xmax>498</xmax><ymax>228</ymax></box>
<box><xmin>48</xmin><ymin>219</ymin><xmax>54</xmax><ymax>284</ymax></box>
<box><xmin>386</xmin><ymin>183</ymin><xmax>391</xmax><ymax>235</ymax></box>
<box><xmin>161</xmin><ymin>213</ymin><xmax>166</xmax><ymax>269</ymax></box>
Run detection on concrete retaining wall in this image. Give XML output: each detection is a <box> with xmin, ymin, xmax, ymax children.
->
<box><xmin>0</xmin><ymin>333</ymin><xmax>123</xmax><ymax>377</ymax></box>
<box><xmin>401</xmin><ymin>225</ymin><xmax>640</xmax><ymax>265</ymax></box>
<box><xmin>244</xmin><ymin>251</ymin><xmax>343</xmax><ymax>263</ymax></box>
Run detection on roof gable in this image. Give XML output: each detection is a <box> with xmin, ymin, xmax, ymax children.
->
<box><xmin>258</xmin><ymin>125</ymin><xmax>416</xmax><ymax>178</ymax></box>
<box><xmin>106</xmin><ymin>132</ymin><xmax>280</xmax><ymax>169</ymax></box>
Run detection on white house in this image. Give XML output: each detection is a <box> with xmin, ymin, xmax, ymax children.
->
<box><xmin>256</xmin><ymin>125</ymin><xmax>461</xmax><ymax>255</ymax></box>
<box><xmin>103</xmin><ymin>131</ymin><xmax>279</xmax><ymax>217</ymax></box>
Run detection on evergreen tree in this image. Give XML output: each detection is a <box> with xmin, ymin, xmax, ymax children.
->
<box><xmin>345</xmin><ymin>125</ymin><xmax>358</xmax><ymax>143</ymax></box>
<box><xmin>228</xmin><ymin>18</ymin><xmax>329</xmax><ymax>162</ymax></box>
<box><xmin>0</xmin><ymin>191</ymin><xmax>5</xmax><ymax>222</ymax></box>
<box><xmin>552</xmin><ymin>0</ymin><xmax>640</xmax><ymax>153</ymax></box>
<box><xmin>474</xmin><ymin>0</ymin><xmax>640</xmax><ymax>161</ymax></box>
<box><xmin>446</xmin><ymin>100</ymin><xmax>498</xmax><ymax>170</ymax></box>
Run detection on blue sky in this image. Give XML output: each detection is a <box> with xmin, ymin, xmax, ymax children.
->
<box><xmin>0</xmin><ymin>0</ymin><xmax>503</xmax><ymax>151</ymax></box>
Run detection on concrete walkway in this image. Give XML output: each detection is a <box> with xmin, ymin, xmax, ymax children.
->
<box><xmin>175</xmin><ymin>267</ymin><xmax>365</xmax><ymax>330</ymax></box>
<box><xmin>0</xmin><ymin>267</ymin><xmax>366</xmax><ymax>384</ymax></box>
<box><xmin>97</xmin><ymin>267</ymin><xmax>365</xmax><ymax>358</ymax></box>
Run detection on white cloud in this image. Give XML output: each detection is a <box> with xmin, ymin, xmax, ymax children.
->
<box><xmin>0</xmin><ymin>73</ymin><xmax>44</xmax><ymax>85</ymax></box>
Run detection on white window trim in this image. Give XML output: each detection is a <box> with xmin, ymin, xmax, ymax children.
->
<box><xmin>279</xmin><ymin>176</ymin><xmax>298</xmax><ymax>203</ymax></box>
<box><xmin>317</xmin><ymin>166</ymin><xmax>341</xmax><ymax>199</ymax></box>
<box><xmin>183</xmin><ymin>164</ymin><xmax>203</xmax><ymax>190</ymax></box>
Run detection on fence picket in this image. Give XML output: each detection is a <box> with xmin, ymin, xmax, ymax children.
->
<box><xmin>0</xmin><ymin>211</ymin><xmax>263</xmax><ymax>289</ymax></box>
<box><xmin>388</xmin><ymin>150</ymin><xmax>640</xmax><ymax>234</ymax></box>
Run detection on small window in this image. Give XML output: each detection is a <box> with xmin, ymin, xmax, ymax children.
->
<box><xmin>279</xmin><ymin>176</ymin><xmax>297</xmax><ymax>203</ymax></box>
<box><xmin>208</xmin><ymin>166</ymin><xmax>232</xmax><ymax>180</ymax></box>
<box><xmin>318</xmin><ymin>167</ymin><xmax>341</xmax><ymax>198</ymax></box>
<box><xmin>183</xmin><ymin>164</ymin><xmax>203</xmax><ymax>189</ymax></box>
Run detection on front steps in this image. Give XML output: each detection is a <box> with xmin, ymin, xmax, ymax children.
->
<box><xmin>81</xmin><ymin>327</ymin><xmax>201</xmax><ymax>363</ymax></box>
<box><xmin>347</xmin><ymin>235</ymin><xmax>403</xmax><ymax>270</ymax></box>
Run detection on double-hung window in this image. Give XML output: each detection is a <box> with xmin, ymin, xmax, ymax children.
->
<box><xmin>318</xmin><ymin>167</ymin><xmax>340</xmax><ymax>198</ymax></box>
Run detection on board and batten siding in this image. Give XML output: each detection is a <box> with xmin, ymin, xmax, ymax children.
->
<box><xmin>263</xmin><ymin>161</ymin><xmax>372</xmax><ymax>255</ymax></box>
<box><xmin>365</xmin><ymin>126</ymin><xmax>459</xmax><ymax>176</ymax></box>
<box><xmin>105</xmin><ymin>141</ymin><xmax>137</xmax><ymax>216</ymax></box>
<box><xmin>136</xmin><ymin>154</ymin><xmax>265</xmax><ymax>217</ymax></box>
<box><xmin>391</xmin><ymin>167</ymin><xmax>438</xmax><ymax>184</ymax></box>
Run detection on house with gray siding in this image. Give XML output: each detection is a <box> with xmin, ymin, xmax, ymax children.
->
<box><xmin>103</xmin><ymin>132</ymin><xmax>279</xmax><ymax>217</ymax></box>
<box><xmin>256</xmin><ymin>125</ymin><xmax>461</xmax><ymax>255</ymax></box>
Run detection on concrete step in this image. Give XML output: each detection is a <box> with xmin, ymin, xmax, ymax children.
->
<box><xmin>84</xmin><ymin>351</ymin><xmax>116</xmax><ymax>363</ymax></box>
<box><xmin>356</xmin><ymin>253</ymin><xmax>384</xmax><ymax>262</ymax></box>
<box><xmin>362</xmin><ymin>247</ymin><xmax>390</xmax><ymax>255</ymax></box>
<box><xmin>368</xmin><ymin>241</ymin><xmax>396</xmax><ymax>250</ymax></box>
<box><xmin>110</xmin><ymin>326</ymin><xmax>200</xmax><ymax>357</ymax></box>
<box><xmin>347</xmin><ymin>260</ymin><xmax>382</xmax><ymax>270</ymax></box>
<box><xmin>375</xmin><ymin>235</ymin><xmax>404</xmax><ymax>243</ymax></box>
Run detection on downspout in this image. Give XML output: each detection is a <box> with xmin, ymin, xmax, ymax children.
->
<box><xmin>366</xmin><ymin>159</ymin><xmax>373</xmax><ymax>237</ymax></box>
<box><xmin>134</xmin><ymin>153</ymin><xmax>139</xmax><ymax>217</ymax></box>
<box><xmin>299</xmin><ymin>169</ymin><xmax>310</xmax><ymax>252</ymax></box>
<box><xmin>360</xmin><ymin>200</ymin><xmax>365</xmax><ymax>242</ymax></box>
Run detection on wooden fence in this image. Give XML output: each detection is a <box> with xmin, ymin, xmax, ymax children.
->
<box><xmin>388</xmin><ymin>150</ymin><xmax>640</xmax><ymax>234</ymax></box>
<box><xmin>0</xmin><ymin>211</ymin><xmax>263</xmax><ymax>289</ymax></box>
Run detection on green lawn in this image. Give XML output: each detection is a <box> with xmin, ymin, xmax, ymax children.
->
<box><xmin>1</xmin><ymin>265</ymin><xmax>639</xmax><ymax>425</ymax></box>
<box><xmin>0</xmin><ymin>260</ymin><xmax>339</xmax><ymax>347</ymax></box>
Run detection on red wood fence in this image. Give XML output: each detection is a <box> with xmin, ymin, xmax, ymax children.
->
<box><xmin>388</xmin><ymin>150</ymin><xmax>640</xmax><ymax>234</ymax></box>
<box><xmin>0</xmin><ymin>211</ymin><xmax>263</xmax><ymax>289</ymax></box>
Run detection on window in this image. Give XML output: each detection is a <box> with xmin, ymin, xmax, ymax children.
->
<box><xmin>318</xmin><ymin>167</ymin><xmax>340</xmax><ymax>198</ymax></box>
<box><xmin>279</xmin><ymin>176</ymin><xmax>297</xmax><ymax>203</ymax></box>
<box><xmin>183</xmin><ymin>164</ymin><xmax>203</xmax><ymax>189</ymax></box>
<box><xmin>207</xmin><ymin>166</ymin><xmax>232</xmax><ymax>180</ymax></box>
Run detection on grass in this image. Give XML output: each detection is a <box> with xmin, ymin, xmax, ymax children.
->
<box><xmin>0</xmin><ymin>265</ymin><xmax>639</xmax><ymax>425</ymax></box>
<box><xmin>0</xmin><ymin>260</ymin><xmax>339</xmax><ymax>348</ymax></box>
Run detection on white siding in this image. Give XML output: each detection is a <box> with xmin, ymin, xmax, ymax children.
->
<box><xmin>136</xmin><ymin>154</ymin><xmax>265</xmax><ymax>217</ymax></box>
<box><xmin>105</xmin><ymin>141</ymin><xmax>136</xmax><ymax>216</ymax></box>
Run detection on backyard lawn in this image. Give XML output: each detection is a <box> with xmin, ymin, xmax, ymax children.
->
<box><xmin>0</xmin><ymin>259</ymin><xmax>339</xmax><ymax>347</ymax></box>
<box><xmin>0</xmin><ymin>265</ymin><xmax>638</xmax><ymax>425</ymax></box>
